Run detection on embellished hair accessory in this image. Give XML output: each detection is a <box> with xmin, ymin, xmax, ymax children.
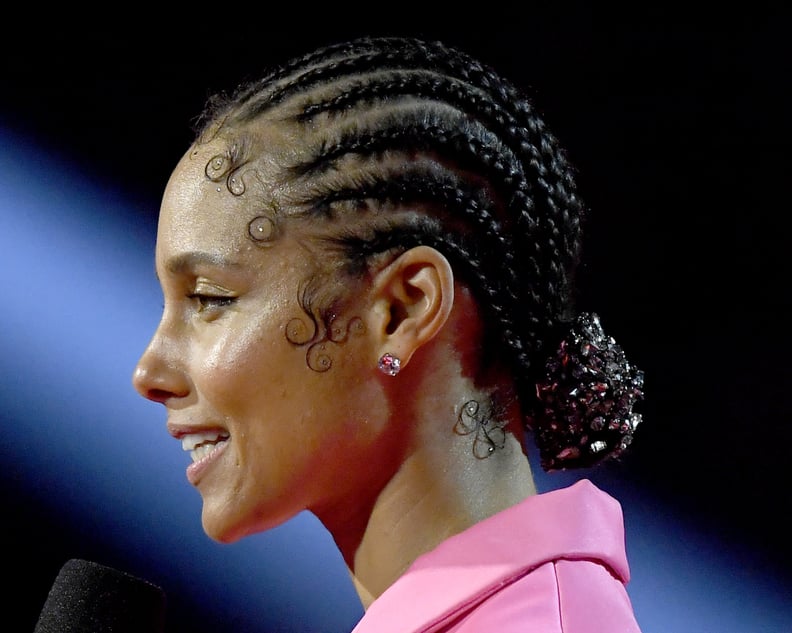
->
<box><xmin>378</xmin><ymin>352</ymin><xmax>401</xmax><ymax>376</ymax></box>
<box><xmin>534</xmin><ymin>312</ymin><xmax>645</xmax><ymax>471</ymax></box>
<box><xmin>248</xmin><ymin>216</ymin><xmax>275</xmax><ymax>242</ymax></box>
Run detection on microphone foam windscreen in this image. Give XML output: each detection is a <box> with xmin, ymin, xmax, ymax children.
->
<box><xmin>34</xmin><ymin>558</ymin><xmax>167</xmax><ymax>633</ymax></box>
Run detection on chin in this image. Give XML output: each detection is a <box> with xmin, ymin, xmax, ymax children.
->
<box><xmin>202</xmin><ymin>520</ymin><xmax>238</xmax><ymax>544</ymax></box>
<box><xmin>200</xmin><ymin>507</ymin><xmax>246</xmax><ymax>544</ymax></box>
<box><xmin>201</xmin><ymin>505</ymin><xmax>294</xmax><ymax>544</ymax></box>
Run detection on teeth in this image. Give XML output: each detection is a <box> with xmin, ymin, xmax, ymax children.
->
<box><xmin>181</xmin><ymin>431</ymin><xmax>230</xmax><ymax>463</ymax></box>
<box><xmin>190</xmin><ymin>442</ymin><xmax>225</xmax><ymax>463</ymax></box>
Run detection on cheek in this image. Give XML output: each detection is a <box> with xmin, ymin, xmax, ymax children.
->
<box><xmin>195</xmin><ymin>316</ymin><xmax>291</xmax><ymax>410</ymax></box>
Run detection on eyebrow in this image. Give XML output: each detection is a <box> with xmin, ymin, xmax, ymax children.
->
<box><xmin>161</xmin><ymin>251</ymin><xmax>243</xmax><ymax>275</ymax></box>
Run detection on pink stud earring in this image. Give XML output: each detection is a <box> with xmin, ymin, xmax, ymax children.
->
<box><xmin>378</xmin><ymin>353</ymin><xmax>401</xmax><ymax>376</ymax></box>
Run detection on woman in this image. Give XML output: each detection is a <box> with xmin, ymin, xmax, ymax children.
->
<box><xmin>133</xmin><ymin>36</ymin><xmax>645</xmax><ymax>632</ymax></box>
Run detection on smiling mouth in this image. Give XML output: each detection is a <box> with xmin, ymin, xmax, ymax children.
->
<box><xmin>181</xmin><ymin>431</ymin><xmax>230</xmax><ymax>463</ymax></box>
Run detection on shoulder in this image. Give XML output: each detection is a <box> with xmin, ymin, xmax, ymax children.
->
<box><xmin>353</xmin><ymin>480</ymin><xmax>642</xmax><ymax>633</ymax></box>
<box><xmin>445</xmin><ymin>557</ymin><xmax>642</xmax><ymax>632</ymax></box>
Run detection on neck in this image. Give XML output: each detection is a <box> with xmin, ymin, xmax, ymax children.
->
<box><xmin>364</xmin><ymin>442</ymin><xmax>534</xmax><ymax>606</ymax></box>
<box><xmin>313</xmin><ymin>305</ymin><xmax>538</xmax><ymax>608</ymax></box>
<box><xmin>312</xmin><ymin>376</ymin><xmax>536</xmax><ymax>608</ymax></box>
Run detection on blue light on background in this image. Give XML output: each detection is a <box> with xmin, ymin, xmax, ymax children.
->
<box><xmin>2</xmin><ymin>126</ymin><xmax>790</xmax><ymax>632</ymax></box>
<box><xmin>1</xmin><ymin>126</ymin><xmax>363</xmax><ymax>632</ymax></box>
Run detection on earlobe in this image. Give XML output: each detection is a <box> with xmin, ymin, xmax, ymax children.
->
<box><xmin>369</xmin><ymin>246</ymin><xmax>454</xmax><ymax>369</ymax></box>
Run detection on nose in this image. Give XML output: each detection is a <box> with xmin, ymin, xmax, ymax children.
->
<box><xmin>132</xmin><ymin>331</ymin><xmax>190</xmax><ymax>404</ymax></box>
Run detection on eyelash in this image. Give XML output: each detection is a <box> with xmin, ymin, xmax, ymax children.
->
<box><xmin>187</xmin><ymin>294</ymin><xmax>236</xmax><ymax>313</ymax></box>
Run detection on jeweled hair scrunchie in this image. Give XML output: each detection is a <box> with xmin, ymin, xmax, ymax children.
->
<box><xmin>534</xmin><ymin>312</ymin><xmax>645</xmax><ymax>471</ymax></box>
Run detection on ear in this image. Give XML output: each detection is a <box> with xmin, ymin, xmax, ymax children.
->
<box><xmin>367</xmin><ymin>245</ymin><xmax>454</xmax><ymax>370</ymax></box>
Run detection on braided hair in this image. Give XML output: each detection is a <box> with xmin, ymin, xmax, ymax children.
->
<box><xmin>188</xmin><ymin>36</ymin><xmax>641</xmax><ymax>471</ymax></box>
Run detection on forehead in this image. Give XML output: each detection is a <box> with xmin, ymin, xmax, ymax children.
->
<box><xmin>157</xmin><ymin>139</ymin><xmax>273</xmax><ymax>266</ymax></box>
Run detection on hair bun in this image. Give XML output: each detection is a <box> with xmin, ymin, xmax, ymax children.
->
<box><xmin>533</xmin><ymin>312</ymin><xmax>645</xmax><ymax>471</ymax></box>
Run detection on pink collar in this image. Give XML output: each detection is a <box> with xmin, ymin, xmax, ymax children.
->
<box><xmin>354</xmin><ymin>479</ymin><xmax>630</xmax><ymax>633</ymax></box>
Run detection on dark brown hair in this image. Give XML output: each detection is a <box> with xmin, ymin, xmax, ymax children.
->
<box><xmin>191</xmin><ymin>36</ymin><xmax>600</xmax><ymax>467</ymax></box>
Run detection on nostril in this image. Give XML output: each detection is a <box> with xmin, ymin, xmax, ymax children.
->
<box><xmin>146</xmin><ymin>388</ymin><xmax>174</xmax><ymax>404</ymax></box>
<box><xmin>151</xmin><ymin>389</ymin><xmax>173</xmax><ymax>403</ymax></box>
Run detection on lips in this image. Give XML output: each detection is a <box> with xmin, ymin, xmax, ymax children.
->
<box><xmin>179</xmin><ymin>430</ymin><xmax>231</xmax><ymax>486</ymax></box>
<box><xmin>169</xmin><ymin>427</ymin><xmax>231</xmax><ymax>485</ymax></box>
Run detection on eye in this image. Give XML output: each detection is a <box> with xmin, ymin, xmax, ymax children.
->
<box><xmin>187</xmin><ymin>293</ymin><xmax>236</xmax><ymax>313</ymax></box>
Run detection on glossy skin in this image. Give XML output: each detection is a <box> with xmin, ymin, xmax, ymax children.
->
<box><xmin>133</xmin><ymin>139</ymin><xmax>403</xmax><ymax>544</ymax></box>
<box><xmin>134</xmin><ymin>135</ymin><xmax>535</xmax><ymax>603</ymax></box>
<box><xmin>127</xmin><ymin>36</ymin><xmax>633</xmax><ymax>614</ymax></box>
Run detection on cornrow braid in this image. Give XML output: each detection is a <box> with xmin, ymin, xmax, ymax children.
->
<box><xmin>310</xmin><ymin>170</ymin><xmax>524</xmax><ymax>375</ymax></box>
<box><xmin>194</xmin><ymin>36</ymin><xmax>593</xmax><ymax>462</ymax></box>
<box><xmin>227</xmin><ymin>37</ymin><xmax>582</xmax><ymax>309</ymax></box>
<box><xmin>291</xmin><ymin>114</ymin><xmax>550</xmax><ymax>373</ymax></box>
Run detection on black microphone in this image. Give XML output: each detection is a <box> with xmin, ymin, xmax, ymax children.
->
<box><xmin>33</xmin><ymin>558</ymin><xmax>167</xmax><ymax>632</ymax></box>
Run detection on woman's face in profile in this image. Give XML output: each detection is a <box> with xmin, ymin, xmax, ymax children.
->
<box><xmin>133</xmin><ymin>140</ymin><xmax>390</xmax><ymax>543</ymax></box>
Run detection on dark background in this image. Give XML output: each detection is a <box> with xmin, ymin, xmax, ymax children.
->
<box><xmin>2</xmin><ymin>6</ymin><xmax>790</xmax><ymax>632</ymax></box>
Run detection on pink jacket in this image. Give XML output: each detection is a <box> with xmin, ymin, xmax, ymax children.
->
<box><xmin>352</xmin><ymin>479</ymin><xmax>642</xmax><ymax>632</ymax></box>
